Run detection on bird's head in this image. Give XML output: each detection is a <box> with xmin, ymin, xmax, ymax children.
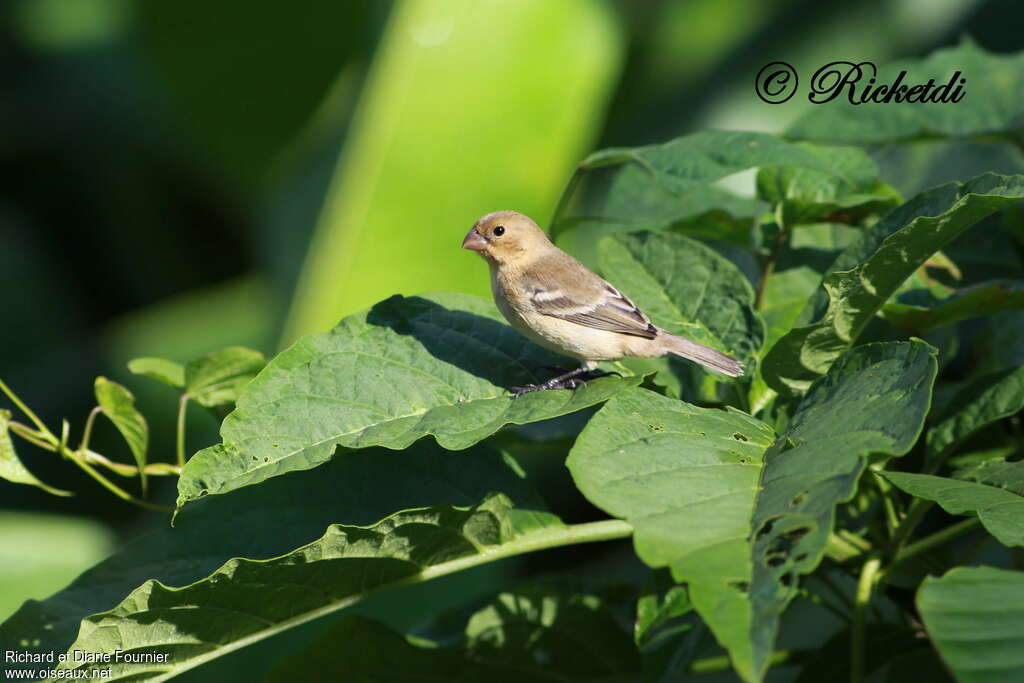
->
<box><xmin>461</xmin><ymin>210</ymin><xmax>550</xmax><ymax>265</ymax></box>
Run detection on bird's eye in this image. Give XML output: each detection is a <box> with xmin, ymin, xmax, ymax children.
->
<box><xmin>493</xmin><ymin>225</ymin><xmax>506</xmax><ymax>237</ymax></box>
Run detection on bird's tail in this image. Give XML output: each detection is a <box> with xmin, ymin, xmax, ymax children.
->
<box><xmin>658</xmin><ymin>330</ymin><xmax>744</xmax><ymax>377</ymax></box>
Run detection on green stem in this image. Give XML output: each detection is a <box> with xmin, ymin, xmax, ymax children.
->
<box><xmin>8</xmin><ymin>421</ymin><xmax>56</xmax><ymax>451</ymax></box>
<box><xmin>894</xmin><ymin>518</ymin><xmax>980</xmax><ymax>565</ymax></box>
<box><xmin>0</xmin><ymin>377</ymin><xmax>55</xmax><ymax>441</ymax></box>
<box><xmin>64</xmin><ymin>452</ymin><xmax>173</xmax><ymax>512</ymax></box>
<box><xmin>755</xmin><ymin>220</ymin><xmax>788</xmax><ymax>310</ymax></box>
<box><xmin>887</xmin><ymin>498</ymin><xmax>933</xmax><ymax>559</ymax></box>
<box><xmin>83</xmin><ymin>450</ymin><xmax>181</xmax><ymax>477</ymax></box>
<box><xmin>176</xmin><ymin>394</ymin><xmax>189</xmax><ymax>467</ymax></box>
<box><xmin>145</xmin><ymin>518</ymin><xmax>634</xmax><ymax>682</ymax></box>
<box><xmin>851</xmin><ymin>556</ymin><xmax>881</xmax><ymax>683</ymax></box>
<box><xmin>80</xmin><ymin>406</ymin><xmax>101</xmax><ymax>453</ymax></box>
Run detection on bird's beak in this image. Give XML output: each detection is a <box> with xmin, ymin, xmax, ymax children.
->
<box><xmin>461</xmin><ymin>228</ymin><xmax>488</xmax><ymax>251</ymax></box>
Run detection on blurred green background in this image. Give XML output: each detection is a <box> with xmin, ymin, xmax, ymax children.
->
<box><xmin>1</xmin><ymin>0</ymin><xmax>1021</xmax><ymax>635</ymax></box>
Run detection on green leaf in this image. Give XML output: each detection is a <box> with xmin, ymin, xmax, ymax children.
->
<box><xmin>177</xmin><ymin>293</ymin><xmax>643</xmax><ymax>506</ymax></box>
<box><xmin>282</xmin><ymin>0</ymin><xmax>621</xmax><ymax>343</ymax></box>
<box><xmin>52</xmin><ymin>494</ymin><xmax>611</xmax><ymax>681</ymax></box>
<box><xmin>882</xmin><ymin>472</ymin><xmax>1024</xmax><ymax>547</ymax></box>
<box><xmin>755</xmin><ymin>143</ymin><xmax>901</xmax><ymax>227</ymax></box>
<box><xmin>598</xmin><ymin>231</ymin><xmax>764</xmax><ymax>368</ymax></box>
<box><xmin>0</xmin><ymin>410</ymin><xmax>70</xmax><ymax>497</ymax></box>
<box><xmin>126</xmin><ymin>357</ymin><xmax>185</xmax><ymax>388</ymax></box>
<box><xmin>635</xmin><ymin>571</ymin><xmax>693</xmax><ymax>650</ymax></box>
<box><xmin>94</xmin><ymin>377</ymin><xmax>149</xmax><ymax>494</ymax></box>
<box><xmin>0</xmin><ymin>441</ymin><xmax>546</xmax><ymax>673</ymax></box>
<box><xmin>787</xmin><ymin>41</ymin><xmax>1024</xmax><ymax>145</ymax></box>
<box><xmin>568</xmin><ymin>340</ymin><xmax>936</xmax><ymax>682</ymax></box>
<box><xmin>881</xmin><ymin>281</ymin><xmax>1024</xmax><ymax>332</ymax></box>
<box><xmin>763</xmin><ymin>173</ymin><xmax>1024</xmax><ymax>395</ymax></box>
<box><xmin>269</xmin><ymin>585</ymin><xmax>641</xmax><ymax>682</ymax></box>
<box><xmin>183</xmin><ymin>345</ymin><xmax>266</xmax><ymax>409</ymax></box>
<box><xmin>927</xmin><ymin>365</ymin><xmax>1024</xmax><ymax>457</ymax></box>
<box><xmin>954</xmin><ymin>458</ymin><xmax>1024</xmax><ymax>495</ymax></box>
<box><xmin>579</xmin><ymin>131</ymin><xmax>854</xmax><ymax>196</ymax></box>
<box><xmin>917</xmin><ymin>566</ymin><xmax>1024</xmax><ymax>683</ymax></box>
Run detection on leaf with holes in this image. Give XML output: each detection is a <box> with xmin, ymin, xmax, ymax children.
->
<box><xmin>568</xmin><ymin>340</ymin><xmax>936</xmax><ymax>682</ymax></box>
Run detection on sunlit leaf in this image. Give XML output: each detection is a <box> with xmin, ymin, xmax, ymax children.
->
<box><xmin>568</xmin><ymin>340</ymin><xmax>935</xmax><ymax>682</ymax></box>
<box><xmin>0</xmin><ymin>410</ymin><xmax>70</xmax><ymax>497</ymax></box>
<box><xmin>126</xmin><ymin>357</ymin><xmax>184</xmax><ymax>388</ymax></box>
<box><xmin>94</xmin><ymin>377</ymin><xmax>148</xmax><ymax>494</ymax></box>
<box><xmin>177</xmin><ymin>292</ymin><xmax>642</xmax><ymax>506</ymax></box>
<box><xmin>787</xmin><ymin>41</ymin><xmax>1024</xmax><ymax>145</ymax></box>
<box><xmin>54</xmin><ymin>494</ymin><xmax>567</xmax><ymax>680</ymax></box>
<box><xmin>184</xmin><ymin>345</ymin><xmax>266</xmax><ymax>409</ymax></box>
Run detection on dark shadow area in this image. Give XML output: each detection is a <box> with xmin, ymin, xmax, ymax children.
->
<box><xmin>365</xmin><ymin>295</ymin><xmax>567</xmax><ymax>389</ymax></box>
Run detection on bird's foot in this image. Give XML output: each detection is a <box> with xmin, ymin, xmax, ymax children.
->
<box><xmin>510</xmin><ymin>367</ymin><xmax>619</xmax><ymax>397</ymax></box>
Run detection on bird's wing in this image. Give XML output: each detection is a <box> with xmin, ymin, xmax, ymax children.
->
<box><xmin>527</xmin><ymin>274</ymin><xmax>658</xmax><ymax>340</ymax></box>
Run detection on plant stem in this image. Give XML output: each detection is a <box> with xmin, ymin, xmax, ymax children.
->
<box><xmin>688</xmin><ymin>650</ymin><xmax>800</xmax><ymax>674</ymax></box>
<box><xmin>755</xmin><ymin>219</ymin><xmax>788</xmax><ymax>310</ymax></box>
<box><xmin>80</xmin><ymin>406</ymin><xmax>101</xmax><ymax>453</ymax></box>
<box><xmin>887</xmin><ymin>498</ymin><xmax>933</xmax><ymax>559</ymax></box>
<box><xmin>176</xmin><ymin>394</ymin><xmax>189</xmax><ymax>467</ymax></box>
<box><xmin>894</xmin><ymin>517</ymin><xmax>980</xmax><ymax>565</ymax></box>
<box><xmin>0</xmin><ymin>377</ymin><xmax>55</xmax><ymax>441</ymax></box>
<box><xmin>548</xmin><ymin>166</ymin><xmax>585</xmax><ymax>240</ymax></box>
<box><xmin>8</xmin><ymin>421</ymin><xmax>56</xmax><ymax>451</ymax></box>
<box><xmin>65</xmin><ymin>453</ymin><xmax>173</xmax><ymax>511</ymax></box>
<box><xmin>851</xmin><ymin>556</ymin><xmax>881</xmax><ymax>683</ymax></box>
<box><xmin>83</xmin><ymin>450</ymin><xmax>181</xmax><ymax>477</ymax></box>
<box><xmin>9</xmin><ymin>421</ymin><xmax>174</xmax><ymax>511</ymax></box>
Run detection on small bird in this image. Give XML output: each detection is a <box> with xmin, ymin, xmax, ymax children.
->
<box><xmin>462</xmin><ymin>210</ymin><xmax>744</xmax><ymax>395</ymax></box>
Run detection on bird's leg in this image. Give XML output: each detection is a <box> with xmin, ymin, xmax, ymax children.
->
<box><xmin>511</xmin><ymin>366</ymin><xmax>592</xmax><ymax>397</ymax></box>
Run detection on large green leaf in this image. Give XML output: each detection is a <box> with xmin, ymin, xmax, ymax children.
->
<box><xmin>53</xmin><ymin>494</ymin><xmax>574</xmax><ymax>681</ymax></box>
<box><xmin>881</xmin><ymin>472</ymin><xmax>1024</xmax><ymax>548</ymax></box>
<box><xmin>568</xmin><ymin>340</ymin><xmax>936</xmax><ymax>682</ymax></box>
<box><xmin>178</xmin><ymin>292</ymin><xmax>641</xmax><ymax>506</ymax></box>
<box><xmin>787</xmin><ymin>42</ymin><xmax>1024</xmax><ymax>145</ymax></box>
<box><xmin>283</xmin><ymin>0</ymin><xmax>620</xmax><ymax>342</ymax></box>
<box><xmin>268</xmin><ymin>585</ymin><xmax>641</xmax><ymax>682</ymax></box>
<box><xmin>763</xmin><ymin>173</ymin><xmax>1024</xmax><ymax>394</ymax></box>
<box><xmin>598</xmin><ymin>231</ymin><xmax>764</xmax><ymax>366</ymax></box>
<box><xmin>927</xmin><ymin>365</ymin><xmax>1024</xmax><ymax>457</ymax></box>
<box><xmin>94</xmin><ymin>377</ymin><xmax>149</xmax><ymax>494</ymax></box>
<box><xmin>954</xmin><ymin>458</ymin><xmax>1024</xmax><ymax>495</ymax></box>
<box><xmin>881</xmin><ymin>280</ymin><xmax>1024</xmax><ymax>332</ymax></box>
<box><xmin>755</xmin><ymin>143</ymin><xmax>901</xmax><ymax>227</ymax></box>
<box><xmin>0</xmin><ymin>410</ymin><xmax>70</xmax><ymax>497</ymax></box>
<box><xmin>0</xmin><ymin>442</ymin><xmax>546</xmax><ymax>676</ymax></box>
<box><xmin>918</xmin><ymin>566</ymin><xmax>1024</xmax><ymax>683</ymax></box>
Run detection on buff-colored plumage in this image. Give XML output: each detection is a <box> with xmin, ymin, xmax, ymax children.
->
<box><xmin>462</xmin><ymin>210</ymin><xmax>743</xmax><ymax>390</ymax></box>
